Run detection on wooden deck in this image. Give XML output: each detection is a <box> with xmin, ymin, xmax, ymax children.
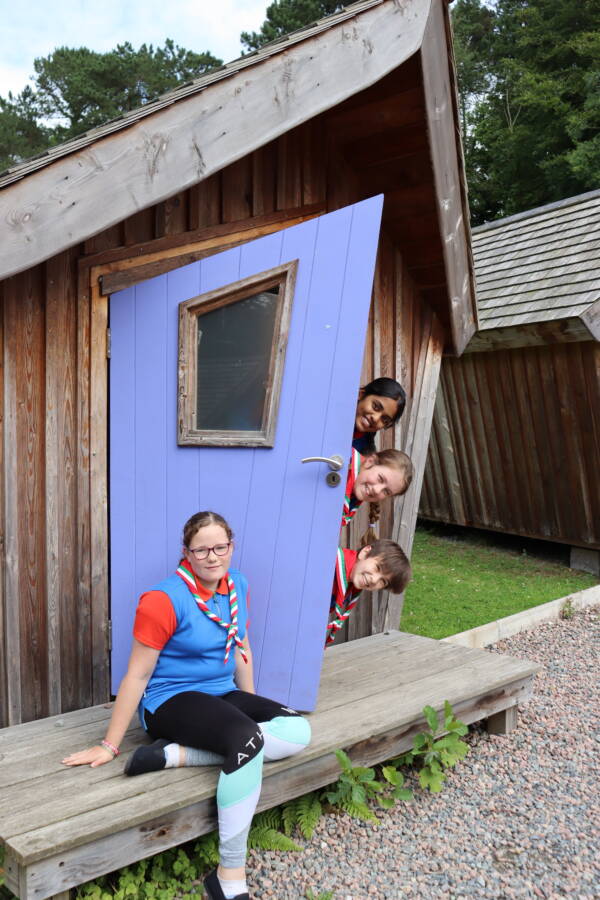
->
<box><xmin>0</xmin><ymin>631</ymin><xmax>539</xmax><ymax>900</ymax></box>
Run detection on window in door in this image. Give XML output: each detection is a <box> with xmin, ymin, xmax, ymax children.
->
<box><xmin>178</xmin><ymin>260</ymin><xmax>298</xmax><ymax>446</ymax></box>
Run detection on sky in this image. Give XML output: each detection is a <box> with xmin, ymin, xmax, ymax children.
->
<box><xmin>0</xmin><ymin>0</ymin><xmax>269</xmax><ymax>98</ymax></box>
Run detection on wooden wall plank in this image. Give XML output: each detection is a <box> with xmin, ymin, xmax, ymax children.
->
<box><xmin>481</xmin><ymin>352</ymin><xmax>523</xmax><ymax>533</ymax></box>
<box><xmin>46</xmin><ymin>251</ymin><xmax>80</xmax><ymax>713</ymax></box>
<box><xmin>1</xmin><ymin>277</ymin><xmax>22</xmax><ymax>726</ymax></box>
<box><xmin>301</xmin><ymin>118</ymin><xmax>327</xmax><ymax>207</ymax></box>
<box><xmin>123</xmin><ymin>209</ymin><xmax>155</xmax><ymax>246</ymax></box>
<box><xmin>84</xmin><ymin>225</ymin><xmax>124</xmax><ymax>255</ymax></box>
<box><xmin>277</xmin><ymin>133</ymin><xmax>303</xmax><ymax>210</ymax></box>
<box><xmin>251</xmin><ymin>144</ymin><xmax>277</xmax><ymax>217</ymax></box>
<box><xmin>76</xmin><ymin>266</ymin><xmax>93</xmax><ymax>708</ymax></box>
<box><xmin>44</xmin><ymin>258</ymin><xmax>62</xmax><ymax>716</ymax></box>
<box><xmin>14</xmin><ymin>267</ymin><xmax>48</xmax><ymax>722</ymax></box>
<box><xmin>222</xmin><ymin>157</ymin><xmax>253</xmax><ymax>223</ymax></box>
<box><xmin>388</xmin><ymin>311</ymin><xmax>443</xmax><ymax>628</ymax></box>
<box><xmin>188</xmin><ymin>173</ymin><xmax>222</xmax><ymax>231</ymax></box>
<box><xmin>89</xmin><ymin>276</ymin><xmax>110</xmax><ymax>705</ymax></box>
<box><xmin>154</xmin><ymin>192</ymin><xmax>189</xmax><ymax>238</ymax></box>
<box><xmin>580</xmin><ymin>344</ymin><xmax>600</xmax><ymax>535</ymax></box>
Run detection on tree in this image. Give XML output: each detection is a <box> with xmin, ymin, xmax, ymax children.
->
<box><xmin>452</xmin><ymin>0</ymin><xmax>600</xmax><ymax>224</ymax></box>
<box><xmin>0</xmin><ymin>40</ymin><xmax>222</xmax><ymax>172</ymax></box>
<box><xmin>241</xmin><ymin>0</ymin><xmax>345</xmax><ymax>51</ymax></box>
<box><xmin>0</xmin><ymin>87</ymin><xmax>51</xmax><ymax>170</ymax></box>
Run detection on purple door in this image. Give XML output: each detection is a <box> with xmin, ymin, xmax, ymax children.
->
<box><xmin>109</xmin><ymin>196</ymin><xmax>383</xmax><ymax>710</ymax></box>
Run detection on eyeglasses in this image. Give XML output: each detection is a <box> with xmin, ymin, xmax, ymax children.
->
<box><xmin>186</xmin><ymin>542</ymin><xmax>231</xmax><ymax>560</ymax></box>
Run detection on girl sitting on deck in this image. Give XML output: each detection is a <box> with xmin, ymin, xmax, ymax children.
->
<box><xmin>353</xmin><ymin>376</ymin><xmax>407</xmax><ymax>455</ymax></box>
<box><xmin>63</xmin><ymin>511</ymin><xmax>311</xmax><ymax>900</ymax></box>
<box><xmin>342</xmin><ymin>447</ymin><xmax>414</xmax><ymax>527</ymax></box>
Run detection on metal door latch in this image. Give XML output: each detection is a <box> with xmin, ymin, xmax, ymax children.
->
<box><xmin>300</xmin><ymin>454</ymin><xmax>344</xmax><ymax>471</ymax></box>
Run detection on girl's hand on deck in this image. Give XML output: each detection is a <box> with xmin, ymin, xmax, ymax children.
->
<box><xmin>61</xmin><ymin>745</ymin><xmax>114</xmax><ymax>767</ymax></box>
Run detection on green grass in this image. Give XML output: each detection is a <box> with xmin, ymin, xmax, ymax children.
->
<box><xmin>400</xmin><ymin>524</ymin><xmax>597</xmax><ymax>640</ymax></box>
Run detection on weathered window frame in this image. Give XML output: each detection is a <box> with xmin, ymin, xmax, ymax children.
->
<box><xmin>177</xmin><ymin>259</ymin><xmax>298</xmax><ymax>447</ymax></box>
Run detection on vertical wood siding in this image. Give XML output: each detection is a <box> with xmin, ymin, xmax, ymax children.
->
<box><xmin>420</xmin><ymin>343</ymin><xmax>600</xmax><ymax>549</ymax></box>
<box><xmin>0</xmin><ymin>119</ymin><xmax>446</xmax><ymax>724</ymax></box>
<box><xmin>342</xmin><ymin>233</ymin><xmax>444</xmax><ymax>643</ymax></box>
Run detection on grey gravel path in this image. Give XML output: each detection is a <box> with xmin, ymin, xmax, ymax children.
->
<box><xmin>247</xmin><ymin>606</ymin><xmax>600</xmax><ymax>900</ymax></box>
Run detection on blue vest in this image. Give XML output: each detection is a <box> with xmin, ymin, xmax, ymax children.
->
<box><xmin>139</xmin><ymin>569</ymin><xmax>248</xmax><ymax>727</ymax></box>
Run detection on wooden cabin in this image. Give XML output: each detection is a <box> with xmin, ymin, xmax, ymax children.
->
<box><xmin>421</xmin><ymin>190</ymin><xmax>600</xmax><ymax>570</ymax></box>
<box><xmin>0</xmin><ymin>0</ymin><xmax>476</xmax><ymax>727</ymax></box>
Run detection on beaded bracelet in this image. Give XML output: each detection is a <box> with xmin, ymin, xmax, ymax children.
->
<box><xmin>101</xmin><ymin>739</ymin><xmax>120</xmax><ymax>758</ymax></box>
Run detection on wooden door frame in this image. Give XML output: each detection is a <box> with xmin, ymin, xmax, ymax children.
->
<box><xmin>81</xmin><ymin>205</ymin><xmax>324</xmax><ymax>699</ymax></box>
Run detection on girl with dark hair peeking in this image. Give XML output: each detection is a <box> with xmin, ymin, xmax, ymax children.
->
<box><xmin>353</xmin><ymin>376</ymin><xmax>407</xmax><ymax>454</ymax></box>
<box><xmin>63</xmin><ymin>511</ymin><xmax>311</xmax><ymax>900</ymax></box>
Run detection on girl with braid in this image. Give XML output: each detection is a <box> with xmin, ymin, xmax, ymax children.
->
<box><xmin>63</xmin><ymin>511</ymin><xmax>311</xmax><ymax>900</ymax></box>
<box><xmin>342</xmin><ymin>447</ymin><xmax>414</xmax><ymax>527</ymax></box>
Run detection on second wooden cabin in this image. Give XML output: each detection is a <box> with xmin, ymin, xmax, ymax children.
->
<box><xmin>421</xmin><ymin>189</ymin><xmax>600</xmax><ymax>571</ymax></box>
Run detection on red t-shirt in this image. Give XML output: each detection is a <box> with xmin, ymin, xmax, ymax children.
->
<box><xmin>134</xmin><ymin>571</ymin><xmax>235</xmax><ymax>651</ymax></box>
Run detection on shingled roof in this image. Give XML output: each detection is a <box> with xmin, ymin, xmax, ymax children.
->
<box><xmin>468</xmin><ymin>190</ymin><xmax>600</xmax><ymax>351</ymax></box>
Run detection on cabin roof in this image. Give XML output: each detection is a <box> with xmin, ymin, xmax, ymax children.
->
<box><xmin>0</xmin><ymin>0</ymin><xmax>383</xmax><ymax>189</ymax></box>
<box><xmin>0</xmin><ymin>0</ymin><xmax>476</xmax><ymax>355</ymax></box>
<box><xmin>468</xmin><ymin>189</ymin><xmax>600</xmax><ymax>349</ymax></box>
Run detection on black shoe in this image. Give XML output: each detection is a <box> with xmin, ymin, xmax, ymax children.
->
<box><xmin>203</xmin><ymin>868</ymin><xmax>250</xmax><ymax>900</ymax></box>
<box><xmin>124</xmin><ymin>738</ymin><xmax>170</xmax><ymax>776</ymax></box>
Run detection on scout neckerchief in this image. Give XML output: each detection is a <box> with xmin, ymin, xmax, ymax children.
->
<box><xmin>326</xmin><ymin>548</ymin><xmax>361</xmax><ymax>645</ymax></box>
<box><xmin>176</xmin><ymin>559</ymin><xmax>248</xmax><ymax>664</ymax></box>
<box><xmin>342</xmin><ymin>448</ymin><xmax>363</xmax><ymax>525</ymax></box>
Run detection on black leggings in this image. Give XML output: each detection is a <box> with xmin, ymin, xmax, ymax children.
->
<box><xmin>144</xmin><ymin>690</ymin><xmax>296</xmax><ymax>774</ymax></box>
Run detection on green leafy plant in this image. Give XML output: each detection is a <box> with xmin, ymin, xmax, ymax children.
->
<box><xmin>378</xmin><ymin>763</ymin><xmax>413</xmax><ymax>806</ymax></box>
<box><xmin>560</xmin><ymin>597</ymin><xmax>575</xmax><ymax>619</ymax></box>
<box><xmin>305</xmin><ymin>890</ymin><xmax>334</xmax><ymax>900</ymax></box>
<box><xmin>393</xmin><ymin>701</ymin><xmax>469</xmax><ymax>793</ymax></box>
<box><xmin>322</xmin><ymin>749</ymin><xmax>384</xmax><ymax>823</ymax></box>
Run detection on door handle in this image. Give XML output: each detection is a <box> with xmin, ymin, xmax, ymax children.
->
<box><xmin>301</xmin><ymin>454</ymin><xmax>344</xmax><ymax>471</ymax></box>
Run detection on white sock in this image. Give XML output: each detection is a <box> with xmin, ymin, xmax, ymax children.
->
<box><xmin>218</xmin><ymin>876</ymin><xmax>248</xmax><ymax>899</ymax></box>
<box><xmin>164</xmin><ymin>743</ymin><xmax>225</xmax><ymax>768</ymax></box>
<box><xmin>163</xmin><ymin>743</ymin><xmax>181</xmax><ymax>768</ymax></box>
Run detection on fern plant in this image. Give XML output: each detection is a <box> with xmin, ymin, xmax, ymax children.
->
<box><xmin>282</xmin><ymin>791</ymin><xmax>323</xmax><ymax>839</ymax></box>
<box><xmin>392</xmin><ymin>700</ymin><xmax>469</xmax><ymax>792</ymax></box>
<box><xmin>248</xmin><ymin>809</ymin><xmax>302</xmax><ymax>851</ymax></box>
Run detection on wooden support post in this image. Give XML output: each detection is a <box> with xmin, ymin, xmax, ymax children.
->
<box><xmin>486</xmin><ymin>705</ymin><xmax>518</xmax><ymax>735</ymax></box>
<box><xmin>570</xmin><ymin>547</ymin><xmax>600</xmax><ymax>577</ymax></box>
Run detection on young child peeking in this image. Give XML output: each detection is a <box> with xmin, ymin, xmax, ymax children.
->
<box><xmin>327</xmin><ymin>539</ymin><xmax>411</xmax><ymax>645</ymax></box>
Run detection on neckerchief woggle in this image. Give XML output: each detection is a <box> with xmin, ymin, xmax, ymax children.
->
<box><xmin>326</xmin><ymin>548</ymin><xmax>362</xmax><ymax>645</ymax></box>
<box><xmin>342</xmin><ymin>448</ymin><xmax>363</xmax><ymax>525</ymax></box>
<box><xmin>176</xmin><ymin>559</ymin><xmax>248</xmax><ymax>664</ymax></box>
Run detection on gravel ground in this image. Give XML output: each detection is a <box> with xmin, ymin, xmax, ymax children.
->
<box><xmin>247</xmin><ymin>606</ymin><xmax>600</xmax><ymax>900</ymax></box>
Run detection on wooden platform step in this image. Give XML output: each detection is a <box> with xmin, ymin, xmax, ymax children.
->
<box><xmin>0</xmin><ymin>631</ymin><xmax>539</xmax><ymax>900</ymax></box>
